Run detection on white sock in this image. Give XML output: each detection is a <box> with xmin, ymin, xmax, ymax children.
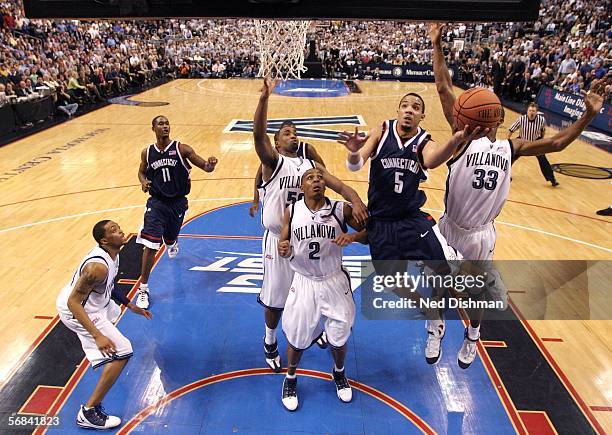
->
<box><xmin>264</xmin><ymin>326</ymin><xmax>276</xmax><ymax>345</ymax></box>
<box><xmin>468</xmin><ymin>325</ymin><xmax>480</xmax><ymax>340</ymax></box>
<box><xmin>334</xmin><ymin>365</ymin><xmax>344</xmax><ymax>373</ymax></box>
<box><xmin>286</xmin><ymin>373</ymin><xmax>296</xmax><ymax>380</ymax></box>
<box><xmin>83</xmin><ymin>405</ymin><xmax>92</xmax><ymax>411</ymax></box>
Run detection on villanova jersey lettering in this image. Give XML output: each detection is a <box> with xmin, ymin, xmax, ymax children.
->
<box><xmin>293</xmin><ymin>224</ymin><xmax>337</xmax><ymax>241</ymax></box>
<box><xmin>146</xmin><ymin>140</ymin><xmax>191</xmax><ymax>200</ymax></box>
<box><xmin>368</xmin><ymin>120</ymin><xmax>431</xmax><ymax>219</ymax></box>
<box><xmin>465</xmin><ymin>152</ymin><xmax>509</xmax><ymax>172</ymax></box>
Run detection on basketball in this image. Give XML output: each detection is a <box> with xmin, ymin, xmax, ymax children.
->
<box><xmin>452</xmin><ymin>87</ymin><xmax>503</xmax><ymax>131</ymax></box>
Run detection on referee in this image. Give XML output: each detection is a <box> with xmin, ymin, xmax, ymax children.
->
<box><xmin>508</xmin><ymin>102</ymin><xmax>559</xmax><ymax>186</ymax></box>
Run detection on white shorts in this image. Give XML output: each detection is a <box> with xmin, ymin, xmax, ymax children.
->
<box><xmin>439</xmin><ymin>216</ymin><xmax>496</xmax><ymax>261</ymax></box>
<box><xmin>59</xmin><ymin>301</ymin><xmax>133</xmax><ymax>369</ymax></box>
<box><xmin>258</xmin><ymin>230</ymin><xmax>295</xmax><ymax>310</ymax></box>
<box><xmin>283</xmin><ymin>270</ymin><xmax>355</xmax><ymax>350</ymax></box>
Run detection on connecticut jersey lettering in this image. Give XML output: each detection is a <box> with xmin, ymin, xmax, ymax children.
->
<box><xmin>56</xmin><ymin>247</ymin><xmax>119</xmax><ymax>317</ymax></box>
<box><xmin>444</xmin><ymin>137</ymin><xmax>513</xmax><ymax>228</ymax></box>
<box><xmin>146</xmin><ymin>140</ymin><xmax>191</xmax><ymax>200</ymax></box>
<box><xmin>259</xmin><ymin>155</ymin><xmax>316</xmax><ymax>235</ymax></box>
<box><xmin>288</xmin><ymin>198</ymin><xmax>347</xmax><ymax>279</ymax></box>
<box><xmin>368</xmin><ymin>120</ymin><xmax>431</xmax><ymax>219</ymax></box>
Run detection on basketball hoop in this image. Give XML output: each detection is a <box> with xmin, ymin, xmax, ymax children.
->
<box><xmin>254</xmin><ymin>19</ymin><xmax>310</xmax><ymax>80</ymax></box>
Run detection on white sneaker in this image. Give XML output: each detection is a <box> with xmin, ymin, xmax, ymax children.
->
<box><xmin>332</xmin><ymin>369</ymin><xmax>352</xmax><ymax>403</ymax></box>
<box><xmin>425</xmin><ymin>319</ymin><xmax>445</xmax><ymax>365</ymax></box>
<box><xmin>76</xmin><ymin>404</ymin><xmax>121</xmax><ymax>429</ymax></box>
<box><xmin>458</xmin><ymin>328</ymin><xmax>479</xmax><ymax>369</ymax></box>
<box><xmin>167</xmin><ymin>241</ymin><xmax>179</xmax><ymax>259</ymax></box>
<box><xmin>135</xmin><ymin>289</ymin><xmax>150</xmax><ymax>309</ymax></box>
<box><xmin>281</xmin><ymin>377</ymin><xmax>298</xmax><ymax>411</ymax></box>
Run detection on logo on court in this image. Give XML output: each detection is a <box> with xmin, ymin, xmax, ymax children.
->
<box><xmin>189</xmin><ymin>250</ymin><xmax>370</xmax><ymax>294</ymax></box>
<box><xmin>224</xmin><ymin>115</ymin><xmax>366</xmax><ymax>142</ymax></box>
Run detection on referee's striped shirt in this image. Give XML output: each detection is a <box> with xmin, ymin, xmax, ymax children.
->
<box><xmin>509</xmin><ymin>113</ymin><xmax>546</xmax><ymax>140</ymax></box>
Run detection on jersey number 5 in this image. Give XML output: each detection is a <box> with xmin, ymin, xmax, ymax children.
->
<box><xmin>472</xmin><ymin>169</ymin><xmax>498</xmax><ymax>190</ymax></box>
<box><xmin>161</xmin><ymin>167</ymin><xmax>171</xmax><ymax>183</ymax></box>
<box><xmin>394</xmin><ymin>171</ymin><xmax>404</xmax><ymax>193</ymax></box>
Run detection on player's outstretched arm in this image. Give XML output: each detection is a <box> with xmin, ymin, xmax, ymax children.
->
<box><xmin>332</xmin><ymin>203</ymin><xmax>368</xmax><ymax>247</ymax></box>
<box><xmin>138</xmin><ymin>147</ymin><xmax>151</xmax><ymax>193</ymax></box>
<box><xmin>180</xmin><ymin>143</ymin><xmax>218</xmax><ymax>172</ymax></box>
<box><xmin>421</xmin><ymin>126</ymin><xmax>488</xmax><ymax>169</ymax></box>
<box><xmin>305</xmin><ymin>143</ymin><xmax>326</xmax><ymax>167</ymax></box>
<box><xmin>250</xmin><ymin>165</ymin><xmax>262</xmax><ymax>217</ymax></box>
<box><xmin>67</xmin><ymin>263</ymin><xmax>116</xmax><ymax>357</ymax></box>
<box><xmin>315</xmin><ymin>163</ymin><xmax>369</xmax><ymax>225</ymax></box>
<box><xmin>429</xmin><ymin>23</ymin><xmax>456</xmax><ymax>130</ymax></box>
<box><xmin>254</xmin><ymin>77</ymin><xmax>280</xmax><ymax>170</ymax></box>
<box><xmin>278</xmin><ymin>207</ymin><xmax>292</xmax><ymax>258</ymax></box>
<box><xmin>514</xmin><ymin>80</ymin><xmax>606</xmax><ymax>157</ymax></box>
<box><xmin>337</xmin><ymin>126</ymin><xmax>381</xmax><ymax>171</ymax></box>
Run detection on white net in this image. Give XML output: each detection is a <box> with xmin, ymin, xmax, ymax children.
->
<box><xmin>254</xmin><ymin>19</ymin><xmax>311</xmax><ymax>80</ymax></box>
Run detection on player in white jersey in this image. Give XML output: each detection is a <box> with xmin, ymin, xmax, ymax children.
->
<box><xmin>254</xmin><ymin>77</ymin><xmax>368</xmax><ymax>373</ymax></box>
<box><xmin>430</xmin><ymin>23</ymin><xmax>607</xmax><ymax>368</ymax></box>
<box><xmin>56</xmin><ymin>220</ymin><xmax>152</xmax><ymax>430</ymax></box>
<box><xmin>278</xmin><ymin>167</ymin><xmax>366</xmax><ymax>411</ymax></box>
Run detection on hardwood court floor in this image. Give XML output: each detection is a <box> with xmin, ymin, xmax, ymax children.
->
<box><xmin>0</xmin><ymin>79</ymin><xmax>610</xmax><ymax>431</ymax></box>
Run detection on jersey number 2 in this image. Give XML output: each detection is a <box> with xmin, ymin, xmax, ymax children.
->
<box><xmin>308</xmin><ymin>241</ymin><xmax>320</xmax><ymax>260</ymax></box>
<box><xmin>161</xmin><ymin>167</ymin><xmax>171</xmax><ymax>182</ymax></box>
<box><xmin>472</xmin><ymin>169</ymin><xmax>498</xmax><ymax>190</ymax></box>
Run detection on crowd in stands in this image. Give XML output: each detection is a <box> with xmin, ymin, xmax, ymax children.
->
<box><xmin>0</xmin><ymin>0</ymin><xmax>609</xmax><ymax>132</ymax></box>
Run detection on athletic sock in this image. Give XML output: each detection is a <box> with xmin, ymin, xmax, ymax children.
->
<box><xmin>334</xmin><ymin>365</ymin><xmax>344</xmax><ymax>373</ymax></box>
<box><xmin>286</xmin><ymin>373</ymin><xmax>296</xmax><ymax>380</ymax></box>
<box><xmin>468</xmin><ymin>325</ymin><xmax>480</xmax><ymax>340</ymax></box>
<box><xmin>264</xmin><ymin>326</ymin><xmax>276</xmax><ymax>345</ymax></box>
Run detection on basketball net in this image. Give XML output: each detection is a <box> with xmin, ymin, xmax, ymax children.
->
<box><xmin>254</xmin><ymin>19</ymin><xmax>311</xmax><ymax>80</ymax></box>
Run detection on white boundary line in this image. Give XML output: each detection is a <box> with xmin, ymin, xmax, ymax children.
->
<box><xmin>1</xmin><ymin>200</ymin><xmax>609</xmax><ymax>253</ymax></box>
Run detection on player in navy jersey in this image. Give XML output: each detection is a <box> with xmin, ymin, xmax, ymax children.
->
<box><xmin>338</xmin><ymin>94</ymin><xmax>483</xmax><ymax>269</ymax></box>
<box><xmin>249</xmin><ymin>121</ymin><xmax>325</xmax><ymax>217</ymax></box>
<box><xmin>134</xmin><ymin>115</ymin><xmax>218</xmax><ymax>309</ymax></box>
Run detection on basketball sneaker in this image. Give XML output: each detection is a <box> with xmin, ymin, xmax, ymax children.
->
<box><xmin>76</xmin><ymin>404</ymin><xmax>121</xmax><ymax>429</ymax></box>
<box><xmin>135</xmin><ymin>289</ymin><xmax>150</xmax><ymax>309</ymax></box>
<box><xmin>167</xmin><ymin>241</ymin><xmax>179</xmax><ymax>259</ymax></box>
<box><xmin>264</xmin><ymin>339</ymin><xmax>282</xmax><ymax>373</ymax></box>
<box><xmin>457</xmin><ymin>328</ymin><xmax>479</xmax><ymax>369</ymax></box>
<box><xmin>281</xmin><ymin>377</ymin><xmax>298</xmax><ymax>411</ymax></box>
<box><xmin>332</xmin><ymin>368</ymin><xmax>352</xmax><ymax>403</ymax></box>
<box><xmin>425</xmin><ymin>319</ymin><xmax>445</xmax><ymax>364</ymax></box>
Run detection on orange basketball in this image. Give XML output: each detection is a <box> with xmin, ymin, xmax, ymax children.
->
<box><xmin>452</xmin><ymin>87</ymin><xmax>502</xmax><ymax>132</ymax></box>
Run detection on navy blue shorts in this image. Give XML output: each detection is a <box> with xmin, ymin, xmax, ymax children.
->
<box><xmin>137</xmin><ymin>196</ymin><xmax>188</xmax><ymax>250</ymax></box>
<box><xmin>367</xmin><ymin>211</ymin><xmax>455</xmax><ymax>275</ymax></box>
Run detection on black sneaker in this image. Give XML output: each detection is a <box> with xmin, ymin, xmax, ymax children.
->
<box><xmin>596</xmin><ymin>207</ymin><xmax>612</xmax><ymax>216</ymax></box>
<box><xmin>264</xmin><ymin>339</ymin><xmax>282</xmax><ymax>373</ymax></box>
<box><xmin>551</xmin><ymin>179</ymin><xmax>559</xmax><ymax>187</ymax></box>
<box><xmin>313</xmin><ymin>331</ymin><xmax>328</xmax><ymax>349</ymax></box>
<box><xmin>76</xmin><ymin>404</ymin><xmax>121</xmax><ymax>429</ymax></box>
<box><xmin>281</xmin><ymin>377</ymin><xmax>298</xmax><ymax>411</ymax></box>
<box><xmin>332</xmin><ymin>369</ymin><xmax>353</xmax><ymax>403</ymax></box>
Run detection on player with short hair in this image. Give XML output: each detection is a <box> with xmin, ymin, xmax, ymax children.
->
<box><xmin>134</xmin><ymin>115</ymin><xmax>218</xmax><ymax>309</ymax></box>
<box><xmin>56</xmin><ymin>220</ymin><xmax>152</xmax><ymax>430</ymax></box>
<box><xmin>278</xmin><ymin>167</ymin><xmax>365</xmax><ymax>411</ymax></box>
<box><xmin>254</xmin><ymin>78</ymin><xmax>368</xmax><ymax>373</ymax></box>
<box><xmin>430</xmin><ymin>22</ymin><xmax>607</xmax><ymax>368</ymax></box>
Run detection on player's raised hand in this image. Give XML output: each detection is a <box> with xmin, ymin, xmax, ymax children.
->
<box><xmin>333</xmin><ymin>233</ymin><xmax>355</xmax><ymax>247</ymax></box>
<box><xmin>584</xmin><ymin>78</ymin><xmax>607</xmax><ymax>115</ymax></box>
<box><xmin>95</xmin><ymin>334</ymin><xmax>116</xmax><ymax>358</ymax></box>
<box><xmin>248</xmin><ymin>201</ymin><xmax>260</xmax><ymax>217</ymax></box>
<box><xmin>338</xmin><ymin>127</ymin><xmax>368</xmax><ymax>153</ymax></box>
<box><xmin>428</xmin><ymin>22</ymin><xmax>444</xmax><ymax>44</ymax></box>
<box><xmin>261</xmin><ymin>76</ymin><xmax>279</xmax><ymax>98</ymax></box>
<box><xmin>454</xmin><ymin>125</ymin><xmax>490</xmax><ymax>144</ymax></box>
<box><xmin>141</xmin><ymin>178</ymin><xmax>151</xmax><ymax>193</ymax></box>
<box><xmin>205</xmin><ymin>156</ymin><xmax>218</xmax><ymax>172</ymax></box>
<box><xmin>278</xmin><ymin>240</ymin><xmax>292</xmax><ymax>258</ymax></box>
